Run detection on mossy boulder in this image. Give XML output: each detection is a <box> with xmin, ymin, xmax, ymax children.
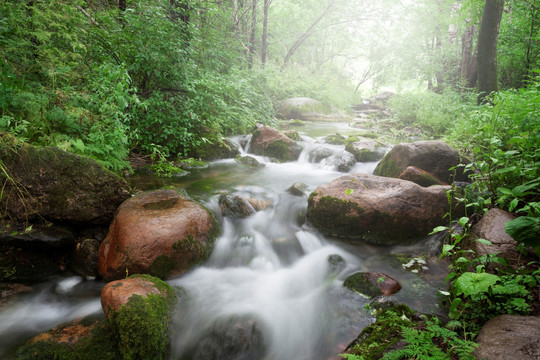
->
<box><xmin>15</xmin><ymin>315</ymin><xmax>122</xmax><ymax>360</ymax></box>
<box><xmin>219</xmin><ymin>194</ymin><xmax>256</xmax><ymax>219</ymax></box>
<box><xmin>306</xmin><ymin>173</ymin><xmax>456</xmax><ymax>245</ymax></box>
<box><xmin>189</xmin><ymin>133</ymin><xmax>240</xmax><ymax>161</ymax></box>
<box><xmin>101</xmin><ymin>275</ymin><xmax>177</xmax><ymax>360</ymax></box>
<box><xmin>373</xmin><ymin>140</ymin><xmax>469</xmax><ymax>184</ymax></box>
<box><xmin>325</xmin><ymin>133</ymin><xmax>346</xmax><ymax>145</ymax></box>
<box><xmin>248</xmin><ymin>125</ymin><xmax>302</xmax><ymax>162</ymax></box>
<box><xmin>235</xmin><ymin>156</ymin><xmax>265</xmax><ymax>168</ymax></box>
<box><xmin>277</xmin><ymin>97</ymin><xmax>349</xmax><ymax>122</ymax></box>
<box><xmin>344</xmin><ymin>136</ymin><xmax>386</xmax><ymax>162</ymax></box>
<box><xmin>343</xmin><ymin>304</ymin><xmax>416</xmax><ymax>359</ymax></box>
<box><xmin>98</xmin><ymin>189</ymin><xmax>220</xmax><ymax>280</ymax></box>
<box><xmin>344</xmin><ymin>272</ymin><xmax>401</xmax><ymax>298</ymax></box>
<box><xmin>0</xmin><ymin>133</ymin><xmax>131</xmax><ymax>226</ymax></box>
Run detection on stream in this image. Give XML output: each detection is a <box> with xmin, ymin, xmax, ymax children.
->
<box><xmin>0</xmin><ymin>121</ymin><xmax>449</xmax><ymax>359</ymax></box>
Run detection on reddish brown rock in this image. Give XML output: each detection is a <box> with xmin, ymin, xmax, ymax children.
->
<box><xmin>398</xmin><ymin>166</ymin><xmax>446</xmax><ymax>187</ymax></box>
<box><xmin>374</xmin><ymin>140</ymin><xmax>468</xmax><ymax>184</ymax></box>
<box><xmin>101</xmin><ymin>275</ymin><xmax>173</xmax><ymax>318</ymax></box>
<box><xmin>248</xmin><ymin>125</ymin><xmax>302</xmax><ymax>162</ymax></box>
<box><xmin>307</xmin><ymin>173</ymin><xmax>456</xmax><ymax>245</ymax></box>
<box><xmin>344</xmin><ymin>272</ymin><xmax>401</xmax><ymax>297</ymax></box>
<box><xmin>29</xmin><ymin>319</ymin><xmax>99</xmax><ymax>345</ymax></box>
<box><xmin>97</xmin><ymin>189</ymin><xmax>220</xmax><ymax>280</ymax></box>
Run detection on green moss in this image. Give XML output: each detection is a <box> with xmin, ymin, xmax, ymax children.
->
<box><xmin>346</xmin><ymin>305</ymin><xmax>415</xmax><ymax>360</ymax></box>
<box><xmin>149</xmin><ymin>254</ymin><xmax>175</xmax><ymax>279</ymax></box>
<box><xmin>16</xmin><ymin>318</ymin><xmax>122</xmax><ymax>360</ymax></box>
<box><xmin>373</xmin><ymin>155</ymin><xmax>400</xmax><ymax>178</ymax></box>
<box><xmin>325</xmin><ymin>133</ymin><xmax>346</xmax><ymax>145</ymax></box>
<box><xmin>109</xmin><ymin>275</ymin><xmax>176</xmax><ymax>360</ymax></box>
<box><xmin>344</xmin><ymin>272</ymin><xmax>382</xmax><ymax>298</ymax></box>
<box><xmin>265</xmin><ymin>139</ymin><xmax>293</xmax><ymax>161</ymax></box>
<box><xmin>307</xmin><ymin>195</ymin><xmax>365</xmax><ymax>238</ymax></box>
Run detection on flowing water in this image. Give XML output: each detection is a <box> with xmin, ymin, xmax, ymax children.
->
<box><xmin>0</xmin><ymin>122</ymin><xmax>449</xmax><ymax>359</ymax></box>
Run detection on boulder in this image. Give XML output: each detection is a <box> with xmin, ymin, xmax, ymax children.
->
<box><xmin>71</xmin><ymin>238</ymin><xmax>100</xmax><ymax>279</ymax></box>
<box><xmin>235</xmin><ymin>156</ymin><xmax>265</xmax><ymax>168</ymax></box>
<box><xmin>373</xmin><ymin>140</ymin><xmax>468</xmax><ymax>184</ymax></box>
<box><xmin>0</xmin><ymin>133</ymin><xmax>131</xmax><ymax>225</ymax></box>
<box><xmin>344</xmin><ymin>272</ymin><xmax>401</xmax><ymax>297</ymax></box>
<box><xmin>470</xmin><ymin>208</ymin><xmax>524</xmax><ymax>269</ymax></box>
<box><xmin>97</xmin><ymin>189</ymin><xmax>220</xmax><ymax>280</ymax></box>
<box><xmin>308</xmin><ymin>147</ymin><xmax>333</xmax><ymax>163</ymax></box>
<box><xmin>0</xmin><ymin>245</ymin><xmax>63</xmax><ymax>282</ymax></box>
<box><xmin>325</xmin><ymin>133</ymin><xmax>346</xmax><ymax>145</ymax></box>
<box><xmin>277</xmin><ymin>97</ymin><xmax>348</xmax><ymax>122</ymax></box>
<box><xmin>345</xmin><ymin>137</ymin><xmax>386</xmax><ymax>162</ymax></box>
<box><xmin>335</xmin><ymin>151</ymin><xmax>356</xmax><ymax>172</ymax></box>
<box><xmin>15</xmin><ymin>317</ymin><xmax>122</xmax><ymax>359</ymax></box>
<box><xmin>190</xmin><ymin>133</ymin><xmax>240</xmax><ymax>160</ymax></box>
<box><xmin>474</xmin><ymin>315</ymin><xmax>540</xmax><ymax>360</ymax></box>
<box><xmin>307</xmin><ymin>173</ymin><xmax>454</xmax><ymax>245</ymax></box>
<box><xmin>283</xmin><ymin>130</ymin><xmax>301</xmax><ymax>141</ymax></box>
<box><xmin>398</xmin><ymin>166</ymin><xmax>446</xmax><ymax>187</ymax></box>
<box><xmin>288</xmin><ymin>182</ymin><xmax>308</xmax><ymax>197</ymax></box>
<box><xmin>219</xmin><ymin>194</ymin><xmax>256</xmax><ymax>219</ymax></box>
<box><xmin>101</xmin><ymin>275</ymin><xmax>177</xmax><ymax>360</ymax></box>
<box><xmin>248</xmin><ymin>125</ymin><xmax>302</xmax><ymax>162</ymax></box>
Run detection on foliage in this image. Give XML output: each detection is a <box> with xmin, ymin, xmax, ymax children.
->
<box><xmin>341</xmin><ymin>306</ymin><xmax>477</xmax><ymax>360</ymax></box>
<box><xmin>387</xmin><ymin>90</ymin><xmax>475</xmax><ymax>138</ymax></box>
<box><xmin>448</xmin><ymin>80</ymin><xmax>540</xmax><ymax>253</ymax></box>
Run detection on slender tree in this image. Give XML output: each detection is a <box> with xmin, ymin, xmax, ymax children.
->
<box><xmin>477</xmin><ymin>0</ymin><xmax>504</xmax><ymax>103</ymax></box>
<box><xmin>261</xmin><ymin>0</ymin><xmax>270</xmax><ymax>66</ymax></box>
<box><xmin>248</xmin><ymin>0</ymin><xmax>257</xmax><ymax>69</ymax></box>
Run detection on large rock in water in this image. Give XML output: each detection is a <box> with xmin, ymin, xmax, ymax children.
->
<box><xmin>0</xmin><ymin>133</ymin><xmax>131</xmax><ymax>225</ymax></box>
<box><xmin>248</xmin><ymin>125</ymin><xmax>302</xmax><ymax>162</ymax></box>
<box><xmin>277</xmin><ymin>97</ymin><xmax>348</xmax><ymax>122</ymax></box>
<box><xmin>474</xmin><ymin>315</ymin><xmax>540</xmax><ymax>360</ymax></box>
<box><xmin>101</xmin><ymin>275</ymin><xmax>177</xmax><ymax>360</ymax></box>
<box><xmin>97</xmin><ymin>189</ymin><xmax>220</xmax><ymax>280</ymax></box>
<box><xmin>373</xmin><ymin>140</ymin><xmax>468</xmax><ymax>184</ymax></box>
<box><xmin>306</xmin><ymin>173</ymin><xmax>453</xmax><ymax>245</ymax></box>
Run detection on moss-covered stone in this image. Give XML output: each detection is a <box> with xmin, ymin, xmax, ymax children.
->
<box><xmin>108</xmin><ymin>275</ymin><xmax>177</xmax><ymax>360</ymax></box>
<box><xmin>344</xmin><ymin>304</ymin><xmax>416</xmax><ymax>360</ymax></box>
<box><xmin>306</xmin><ymin>194</ymin><xmax>365</xmax><ymax>238</ymax></box>
<box><xmin>16</xmin><ymin>316</ymin><xmax>122</xmax><ymax>360</ymax></box>
<box><xmin>325</xmin><ymin>133</ymin><xmax>346</xmax><ymax>145</ymax></box>
<box><xmin>344</xmin><ymin>273</ymin><xmax>383</xmax><ymax>298</ymax></box>
<box><xmin>189</xmin><ymin>133</ymin><xmax>240</xmax><ymax>161</ymax></box>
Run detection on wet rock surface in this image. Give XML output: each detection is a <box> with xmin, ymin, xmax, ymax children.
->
<box><xmin>248</xmin><ymin>125</ymin><xmax>302</xmax><ymax>162</ymax></box>
<box><xmin>374</xmin><ymin>140</ymin><xmax>468</xmax><ymax>184</ymax></box>
<box><xmin>97</xmin><ymin>189</ymin><xmax>220</xmax><ymax>280</ymax></box>
<box><xmin>307</xmin><ymin>173</ymin><xmax>453</xmax><ymax>245</ymax></box>
<box><xmin>344</xmin><ymin>272</ymin><xmax>401</xmax><ymax>297</ymax></box>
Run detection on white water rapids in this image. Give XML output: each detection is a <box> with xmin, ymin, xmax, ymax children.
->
<box><xmin>0</xmin><ymin>124</ymin><xmax>448</xmax><ymax>359</ymax></box>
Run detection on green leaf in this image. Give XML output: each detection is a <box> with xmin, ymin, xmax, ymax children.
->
<box><xmin>345</xmin><ymin>188</ymin><xmax>354</xmax><ymax>195</ymax></box>
<box><xmin>430</xmin><ymin>226</ymin><xmax>449</xmax><ymax>234</ymax></box>
<box><xmin>508</xmin><ymin>198</ymin><xmax>519</xmax><ymax>212</ymax></box>
<box><xmin>505</xmin><ymin>216</ymin><xmax>540</xmax><ymax>248</ymax></box>
<box><xmin>454</xmin><ymin>272</ymin><xmax>500</xmax><ymax>297</ymax></box>
<box><xmin>476</xmin><ymin>238</ymin><xmax>493</xmax><ymax>246</ymax></box>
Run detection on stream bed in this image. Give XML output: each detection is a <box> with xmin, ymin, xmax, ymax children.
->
<box><xmin>0</xmin><ymin>122</ymin><xmax>449</xmax><ymax>359</ymax></box>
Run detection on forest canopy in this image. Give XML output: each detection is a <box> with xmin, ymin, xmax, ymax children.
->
<box><xmin>0</xmin><ymin>0</ymin><xmax>538</xmax><ymax>170</ymax></box>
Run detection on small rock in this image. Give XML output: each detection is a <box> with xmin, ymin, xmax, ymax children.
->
<box><xmin>335</xmin><ymin>151</ymin><xmax>356</xmax><ymax>172</ymax></box>
<box><xmin>308</xmin><ymin>147</ymin><xmax>333</xmax><ymax>163</ymax></box>
<box><xmin>344</xmin><ymin>272</ymin><xmax>401</xmax><ymax>297</ymax></box>
<box><xmin>288</xmin><ymin>182</ymin><xmax>308</xmax><ymax>197</ymax></box>
<box><xmin>219</xmin><ymin>194</ymin><xmax>256</xmax><ymax>218</ymax></box>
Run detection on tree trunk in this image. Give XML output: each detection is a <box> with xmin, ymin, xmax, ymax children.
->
<box><xmin>460</xmin><ymin>22</ymin><xmax>477</xmax><ymax>86</ymax></box>
<box><xmin>282</xmin><ymin>4</ymin><xmax>332</xmax><ymax>67</ymax></box>
<box><xmin>248</xmin><ymin>0</ymin><xmax>257</xmax><ymax>69</ymax></box>
<box><xmin>477</xmin><ymin>0</ymin><xmax>504</xmax><ymax>104</ymax></box>
<box><xmin>261</xmin><ymin>0</ymin><xmax>269</xmax><ymax>67</ymax></box>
